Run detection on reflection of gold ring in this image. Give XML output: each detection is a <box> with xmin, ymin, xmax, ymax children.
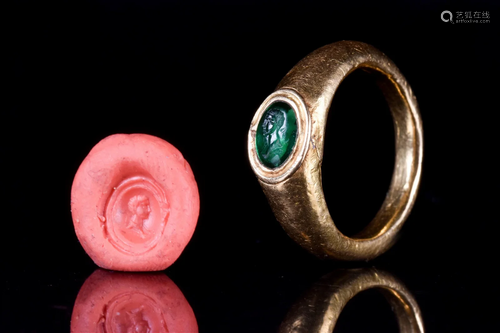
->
<box><xmin>247</xmin><ymin>41</ymin><xmax>423</xmax><ymax>260</ymax></box>
<box><xmin>279</xmin><ymin>268</ymin><xmax>424</xmax><ymax>332</ymax></box>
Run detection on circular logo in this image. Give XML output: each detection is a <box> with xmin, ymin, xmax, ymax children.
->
<box><xmin>441</xmin><ymin>10</ymin><xmax>454</xmax><ymax>23</ymax></box>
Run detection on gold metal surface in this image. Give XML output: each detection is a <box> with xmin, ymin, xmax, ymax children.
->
<box><xmin>279</xmin><ymin>268</ymin><xmax>425</xmax><ymax>333</ymax></box>
<box><xmin>248</xmin><ymin>41</ymin><xmax>423</xmax><ymax>260</ymax></box>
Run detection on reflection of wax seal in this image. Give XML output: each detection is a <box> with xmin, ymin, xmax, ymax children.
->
<box><xmin>71</xmin><ymin>269</ymin><xmax>198</xmax><ymax>333</ymax></box>
<box><xmin>71</xmin><ymin>133</ymin><xmax>199</xmax><ymax>271</ymax></box>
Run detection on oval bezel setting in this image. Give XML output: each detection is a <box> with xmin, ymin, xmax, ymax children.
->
<box><xmin>248</xmin><ymin>89</ymin><xmax>311</xmax><ymax>184</ymax></box>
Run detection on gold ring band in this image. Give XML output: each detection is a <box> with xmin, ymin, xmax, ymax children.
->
<box><xmin>279</xmin><ymin>268</ymin><xmax>425</xmax><ymax>332</ymax></box>
<box><xmin>248</xmin><ymin>41</ymin><xmax>423</xmax><ymax>260</ymax></box>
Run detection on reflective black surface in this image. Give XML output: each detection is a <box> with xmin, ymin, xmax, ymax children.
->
<box><xmin>4</xmin><ymin>0</ymin><xmax>499</xmax><ymax>332</ymax></box>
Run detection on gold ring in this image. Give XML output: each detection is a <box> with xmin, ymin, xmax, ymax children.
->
<box><xmin>279</xmin><ymin>268</ymin><xmax>425</xmax><ymax>332</ymax></box>
<box><xmin>247</xmin><ymin>41</ymin><xmax>423</xmax><ymax>260</ymax></box>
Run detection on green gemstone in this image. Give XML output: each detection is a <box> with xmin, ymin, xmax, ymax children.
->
<box><xmin>256</xmin><ymin>101</ymin><xmax>297</xmax><ymax>168</ymax></box>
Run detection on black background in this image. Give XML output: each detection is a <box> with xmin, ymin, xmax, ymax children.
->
<box><xmin>3</xmin><ymin>0</ymin><xmax>499</xmax><ymax>332</ymax></box>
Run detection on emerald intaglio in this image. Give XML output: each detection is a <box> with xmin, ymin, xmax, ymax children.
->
<box><xmin>256</xmin><ymin>101</ymin><xmax>298</xmax><ymax>168</ymax></box>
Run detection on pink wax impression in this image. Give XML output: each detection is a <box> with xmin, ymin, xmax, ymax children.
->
<box><xmin>71</xmin><ymin>269</ymin><xmax>198</xmax><ymax>333</ymax></box>
<box><xmin>71</xmin><ymin>133</ymin><xmax>199</xmax><ymax>271</ymax></box>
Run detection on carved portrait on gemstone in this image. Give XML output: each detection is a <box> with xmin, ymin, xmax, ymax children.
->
<box><xmin>256</xmin><ymin>102</ymin><xmax>297</xmax><ymax>168</ymax></box>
